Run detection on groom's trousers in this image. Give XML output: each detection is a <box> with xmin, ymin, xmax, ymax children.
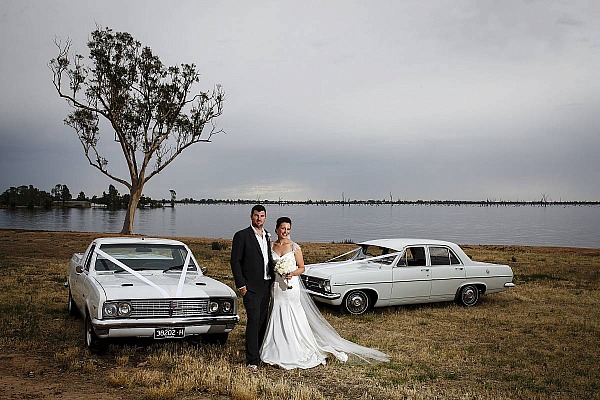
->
<box><xmin>243</xmin><ymin>278</ymin><xmax>272</xmax><ymax>365</ymax></box>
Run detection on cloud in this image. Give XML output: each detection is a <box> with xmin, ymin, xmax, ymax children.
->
<box><xmin>1</xmin><ymin>0</ymin><xmax>599</xmax><ymax>202</ymax></box>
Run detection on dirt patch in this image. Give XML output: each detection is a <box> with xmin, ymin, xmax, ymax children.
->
<box><xmin>0</xmin><ymin>351</ymin><xmax>126</xmax><ymax>400</ymax></box>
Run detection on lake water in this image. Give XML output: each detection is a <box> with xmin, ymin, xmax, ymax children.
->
<box><xmin>0</xmin><ymin>203</ymin><xmax>599</xmax><ymax>248</ymax></box>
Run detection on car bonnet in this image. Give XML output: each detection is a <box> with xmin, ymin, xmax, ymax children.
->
<box><xmin>94</xmin><ymin>272</ymin><xmax>232</xmax><ymax>299</ymax></box>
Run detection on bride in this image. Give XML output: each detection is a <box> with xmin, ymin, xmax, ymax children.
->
<box><xmin>259</xmin><ymin>216</ymin><xmax>390</xmax><ymax>370</ymax></box>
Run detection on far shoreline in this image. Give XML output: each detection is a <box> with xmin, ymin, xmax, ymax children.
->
<box><xmin>2</xmin><ymin>199</ymin><xmax>599</xmax><ymax>210</ymax></box>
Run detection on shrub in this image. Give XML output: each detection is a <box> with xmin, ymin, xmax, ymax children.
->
<box><xmin>211</xmin><ymin>241</ymin><xmax>226</xmax><ymax>251</ymax></box>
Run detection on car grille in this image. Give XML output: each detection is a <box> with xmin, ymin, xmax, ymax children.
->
<box><xmin>129</xmin><ymin>299</ymin><xmax>209</xmax><ymax>318</ymax></box>
<box><xmin>301</xmin><ymin>275</ymin><xmax>326</xmax><ymax>294</ymax></box>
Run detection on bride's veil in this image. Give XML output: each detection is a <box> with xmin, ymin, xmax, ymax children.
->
<box><xmin>297</xmin><ymin>276</ymin><xmax>390</xmax><ymax>363</ymax></box>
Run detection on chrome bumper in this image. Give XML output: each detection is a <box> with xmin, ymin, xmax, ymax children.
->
<box><xmin>304</xmin><ymin>289</ymin><xmax>341</xmax><ymax>300</ymax></box>
<box><xmin>93</xmin><ymin>315</ymin><xmax>240</xmax><ymax>330</ymax></box>
<box><xmin>504</xmin><ymin>282</ymin><xmax>516</xmax><ymax>288</ymax></box>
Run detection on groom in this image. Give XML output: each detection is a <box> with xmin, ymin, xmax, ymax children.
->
<box><xmin>230</xmin><ymin>204</ymin><xmax>274</xmax><ymax>372</ymax></box>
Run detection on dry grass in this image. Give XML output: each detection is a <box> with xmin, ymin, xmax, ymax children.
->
<box><xmin>0</xmin><ymin>229</ymin><xmax>598</xmax><ymax>399</ymax></box>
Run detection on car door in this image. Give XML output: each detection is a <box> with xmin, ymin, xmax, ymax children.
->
<box><xmin>391</xmin><ymin>246</ymin><xmax>431</xmax><ymax>304</ymax></box>
<box><xmin>428</xmin><ymin>246</ymin><xmax>466</xmax><ymax>301</ymax></box>
<box><xmin>71</xmin><ymin>244</ymin><xmax>95</xmax><ymax>309</ymax></box>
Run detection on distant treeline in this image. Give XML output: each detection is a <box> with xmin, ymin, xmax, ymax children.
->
<box><xmin>178</xmin><ymin>198</ymin><xmax>600</xmax><ymax>206</ymax></box>
<box><xmin>0</xmin><ymin>184</ymin><xmax>163</xmax><ymax>210</ymax></box>
<box><xmin>2</xmin><ymin>185</ymin><xmax>597</xmax><ymax>209</ymax></box>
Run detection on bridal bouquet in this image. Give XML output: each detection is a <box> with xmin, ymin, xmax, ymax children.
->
<box><xmin>274</xmin><ymin>256</ymin><xmax>296</xmax><ymax>289</ymax></box>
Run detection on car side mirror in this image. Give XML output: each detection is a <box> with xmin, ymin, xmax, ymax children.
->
<box><xmin>201</xmin><ymin>266</ymin><xmax>208</xmax><ymax>274</ymax></box>
<box><xmin>75</xmin><ymin>265</ymin><xmax>83</xmax><ymax>273</ymax></box>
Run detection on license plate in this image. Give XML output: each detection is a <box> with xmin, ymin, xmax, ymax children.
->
<box><xmin>154</xmin><ymin>327</ymin><xmax>185</xmax><ymax>339</ymax></box>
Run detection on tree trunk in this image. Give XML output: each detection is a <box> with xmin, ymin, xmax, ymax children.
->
<box><xmin>121</xmin><ymin>185</ymin><xmax>143</xmax><ymax>234</ymax></box>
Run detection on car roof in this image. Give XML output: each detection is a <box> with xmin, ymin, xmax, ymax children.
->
<box><xmin>358</xmin><ymin>238</ymin><xmax>459</xmax><ymax>252</ymax></box>
<box><xmin>92</xmin><ymin>237</ymin><xmax>186</xmax><ymax>246</ymax></box>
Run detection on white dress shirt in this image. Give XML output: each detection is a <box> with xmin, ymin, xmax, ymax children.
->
<box><xmin>252</xmin><ymin>226</ymin><xmax>271</xmax><ymax>280</ymax></box>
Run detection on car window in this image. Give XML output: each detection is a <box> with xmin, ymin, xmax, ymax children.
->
<box><xmin>429</xmin><ymin>246</ymin><xmax>462</xmax><ymax>265</ymax></box>
<box><xmin>84</xmin><ymin>244</ymin><xmax>96</xmax><ymax>272</ymax></box>
<box><xmin>95</xmin><ymin>244</ymin><xmax>197</xmax><ymax>272</ymax></box>
<box><xmin>449</xmin><ymin>250</ymin><xmax>461</xmax><ymax>264</ymax></box>
<box><xmin>398</xmin><ymin>246</ymin><xmax>426</xmax><ymax>266</ymax></box>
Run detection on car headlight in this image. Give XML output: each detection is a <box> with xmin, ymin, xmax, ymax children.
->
<box><xmin>103</xmin><ymin>301</ymin><xmax>132</xmax><ymax>318</ymax></box>
<box><xmin>222</xmin><ymin>301</ymin><xmax>232</xmax><ymax>313</ymax></box>
<box><xmin>208</xmin><ymin>299</ymin><xmax>234</xmax><ymax>314</ymax></box>
<box><xmin>209</xmin><ymin>301</ymin><xmax>219</xmax><ymax>313</ymax></box>
<box><xmin>103</xmin><ymin>303</ymin><xmax>118</xmax><ymax>317</ymax></box>
<box><xmin>118</xmin><ymin>302</ymin><xmax>132</xmax><ymax>316</ymax></box>
<box><xmin>319</xmin><ymin>279</ymin><xmax>332</xmax><ymax>293</ymax></box>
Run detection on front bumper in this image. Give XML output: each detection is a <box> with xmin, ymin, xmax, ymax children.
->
<box><xmin>304</xmin><ymin>288</ymin><xmax>341</xmax><ymax>300</ymax></box>
<box><xmin>92</xmin><ymin>315</ymin><xmax>240</xmax><ymax>339</ymax></box>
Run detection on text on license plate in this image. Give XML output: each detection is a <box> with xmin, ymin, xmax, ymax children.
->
<box><xmin>154</xmin><ymin>327</ymin><xmax>185</xmax><ymax>339</ymax></box>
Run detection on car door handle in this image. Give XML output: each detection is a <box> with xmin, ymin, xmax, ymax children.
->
<box><xmin>455</xmin><ymin>267</ymin><xmax>464</xmax><ymax>270</ymax></box>
<box><xmin>421</xmin><ymin>268</ymin><xmax>429</xmax><ymax>272</ymax></box>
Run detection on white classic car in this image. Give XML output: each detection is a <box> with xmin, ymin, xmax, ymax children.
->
<box><xmin>301</xmin><ymin>239</ymin><xmax>515</xmax><ymax>315</ymax></box>
<box><xmin>66</xmin><ymin>237</ymin><xmax>239</xmax><ymax>352</ymax></box>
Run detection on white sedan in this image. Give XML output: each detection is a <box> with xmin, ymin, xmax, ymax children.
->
<box><xmin>66</xmin><ymin>237</ymin><xmax>239</xmax><ymax>352</ymax></box>
<box><xmin>301</xmin><ymin>239</ymin><xmax>515</xmax><ymax>315</ymax></box>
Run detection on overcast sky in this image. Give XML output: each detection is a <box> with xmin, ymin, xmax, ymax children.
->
<box><xmin>1</xmin><ymin>1</ymin><xmax>599</xmax><ymax>202</ymax></box>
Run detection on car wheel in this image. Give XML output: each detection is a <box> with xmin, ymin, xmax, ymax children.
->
<box><xmin>458</xmin><ymin>284</ymin><xmax>480</xmax><ymax>307</ymax></box>
<box><xmin>203</xmin><ymin>332</ymin><xmax>229</xmax><ymax>345</ymax></box>
<box><xmin>343</xmin><ymin>290</ymin><xmax>370</xmax><ymax>315</ymax></box>
<box><xmin>84</xmin><ymin>312</ymin><xmax>107</xmax><ymax>354</ymax></box>
<box><xmin>68</xmin><ymin>290</ymin><xmax>79</xmax><ymax>317</ymax></box>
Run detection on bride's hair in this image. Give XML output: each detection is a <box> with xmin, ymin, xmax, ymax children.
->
<box><xmin>276</xmin><ymin>216</ymin><xmax>292</xmax><ymax>228</ymax></box>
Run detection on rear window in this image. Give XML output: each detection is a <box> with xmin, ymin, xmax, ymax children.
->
<box><xmin>429</xmin><ymin>246</ymin><xmax>461</xmax><ymax>265</ymax></box>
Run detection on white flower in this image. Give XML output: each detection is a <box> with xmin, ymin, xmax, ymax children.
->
<box><xmin>274</xmin><ymin>256</ymin><xmax>296</xmax><ymax>276</ymax></box>
<box><xmin>274</xmin><ymin>256</ymin><xmax>295</xmax><ymax>289</ymax></box>
<box><xmin>265</xmin><ymin>231</ymin><xmax>271</xmax><ymax>240</ymax></box>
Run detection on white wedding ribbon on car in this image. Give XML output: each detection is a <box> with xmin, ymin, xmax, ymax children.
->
<box><xmin>326</xmin><ymin>249</ymin><xmax>402</xmax><ymax>264</ymax></box>
<box><xmin>175</xmin><ymin>250</ymin><xmax>192</xmax><ymax>297</ymax></box>
<box><xmin>94</xmin><ymin>248</ymin><xmax>170</xmax><ymax>298</ymax></box>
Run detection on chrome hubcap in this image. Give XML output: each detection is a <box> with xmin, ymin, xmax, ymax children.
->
<box><xmin>464</xmin><ymin>289</ymin><xmax>474</xmax><ymax>301</ymax></box>
<box><xmin>463</xmin><ymin>287</ymin><xmax>476</xmax><ymax>304</ymax></box>
<box><xmin>347</xmin><ymin>292</ymin><xmax>367</xmax><ymax>314</ymax></box>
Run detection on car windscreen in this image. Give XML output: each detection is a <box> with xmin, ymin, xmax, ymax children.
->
<box><xmin>94</xmin><ymin>244</ymin><xmax>197</xmax><ymax>272</ymax></box>
<box><xmin>326</xmin><ymin>247</ymin><xmax>362</xmax><ymax>262</ymax></box>
<box><xmin>358</xmin><ymin>245</ymin><xmax>398</xmax><ymax>265</ymax></box>
<box><xmin>326</xmin><ymin>246</ymin><xmax>398</xmax><ymax>265</ymax></box>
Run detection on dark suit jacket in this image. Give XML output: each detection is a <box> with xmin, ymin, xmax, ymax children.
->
<box><xmin>230</xmin><ymin>226</ymin><xmax>274</xmax><ymax>293</ymax></box>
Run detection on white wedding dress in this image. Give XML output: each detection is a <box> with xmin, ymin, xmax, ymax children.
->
<box><xmin>260</xmin><ymin>243</ymin><xmax>389</xmax><ymax>370</ymax></box>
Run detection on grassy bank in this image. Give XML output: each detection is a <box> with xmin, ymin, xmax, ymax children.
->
<box><xmin>0</xmin><ymin>229</ymin><xmax>598</xmax><ymax>399</ymax></box>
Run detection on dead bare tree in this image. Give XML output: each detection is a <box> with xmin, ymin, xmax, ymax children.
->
<box><xmin>540</xmin><ymin>193</ymin><xmax>550</xmax><ymax>207</ymax></box>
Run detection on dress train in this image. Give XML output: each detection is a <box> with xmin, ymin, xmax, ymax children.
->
<box><xmin>260</xmin><ymin>246</ymin><xmax>388</xmax><ymax>369</ymax></box>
